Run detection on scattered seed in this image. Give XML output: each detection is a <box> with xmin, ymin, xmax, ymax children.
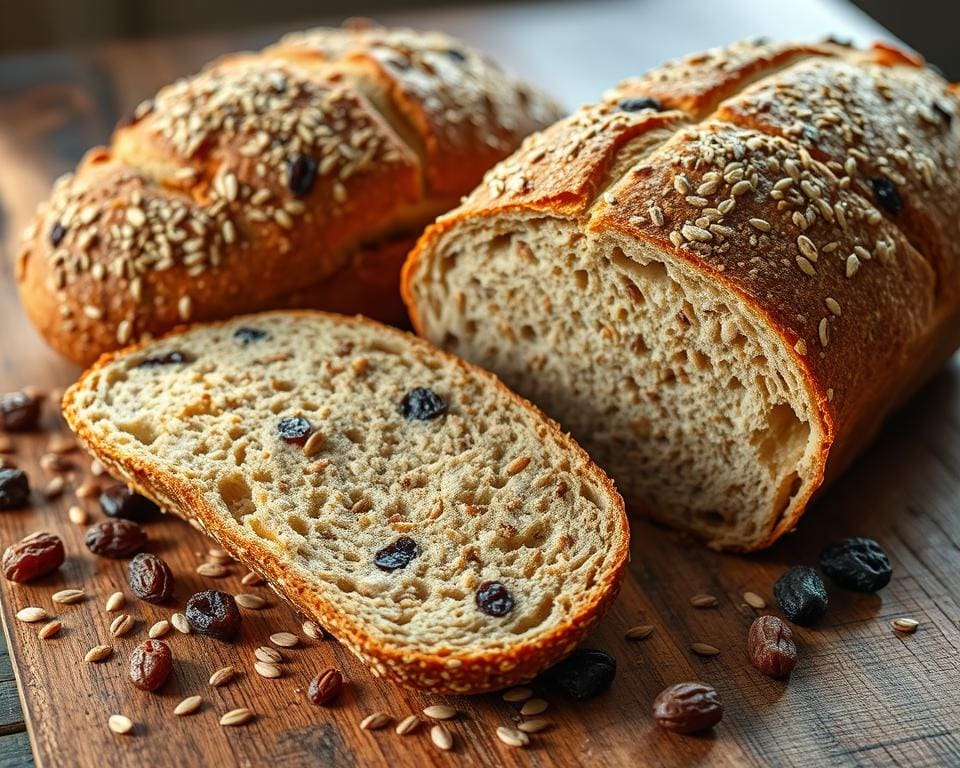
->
<box><xmin>520</xmin><ymin>698</ymin><xmax>549</xmax><ymax>716</ymax></box>
<box><xmin>68</xmin><ymin>505</ymin><xmax>89</xmax><ymax>525</ymax></box>
<box><xmin>110</xmin><ymin>614</ymin><xmax>135</xmax><ymax>637</ymax></box>
<box><xmin>41</xmin><ymin>453</ymin><xmax>72</xmax><ymax>473</ymax></box>
<box><xmin>691</xmin><ymin>643</ymin><xmax>721</xmax><ymax>657</ymax></box>
<box><xmin>744</xmin><ymin>592</ymin><xmax>767</xmax><ymax>609</ymax></box>
<box><xmin>302</xmin><ymin>621</ymin><xmax>324</xmax><ymax>640</ymax></box>
<box><xmin>254</xmin><ymin>661</ymin><xmax>282</xmax><ymax>679</ymax></box>
<box><xmin>360</xmin><ymin>712</ymin><xmax>392</xmax><ymax>731</ymax></box>
<box><xmin>52</xmin><ymin>588</ymin><xmax>85</xmax><ymax>605</ymax></box>
<box><xmin>105</xmin><ymin>592</ymin><xmax>125</xmax><ymax>612</ymax></box>
<box><xmin>76</xmin><ymin>480</ymin><xmax>100</xmax><ymax>500</ymax></box>
<box><xmin>196</xmin><ymin>562</ymin><xmax>228</xmax><ymax>578</ymax></box>
<box><xmin>235</xmin><ymin>593</ymin><xmax>266</xmax><ymax>610</ymax></box>
<box><xmin>241</xmin><ymin>571</ymin><xmax>265</xmax><ymax>586</ymax></box>
<box><xmin>396</xmin><ymin>715</ymin><xmax>421</xmax><ymax>735</ymax></box>
<box><xmin>209</xmin><ymin>666</ymin><xmax>235</xmax><ymax>687</ymax></box>
<box><xmin>625</xmin><ymin>624</ymin><xmax>654</xmax><ymax>640</ymax></box>
<box><xmin>219</xmin><ymin>708</ymin><xmax>253</xmax><ymax>727</ymax></box>
<box><xmin>207</xmin><ymin>547</ymin><xmax>232</xmax><ymax>564</ymax></box>
<box><xmin>38</xmin><ymin>620</ymin><xmax>62</xmax><ymax>639</ymax></box>
<box><xmin>47</xmin><ymin>436</ymin><xmax>76</xmax><ymax>454</ymax></box>
<box><xmin>496</xmin><ymin>726</ymin><xmax>530</xmax><ymax>747</ymax></box>
<box><xmin>431</xmin><ymin>724</ymin><xmax>453</xmax><ymax>751</ymax></box>
<box><xmin>44</xmin><ymin>477</ymin><xmax>65</xmax><ymax>499</ymax></box>
<box><xmin>149</xmin><ymin>620</ymin><xmax>171</xmax><ymax>639</ymax></box>
<box><xmin>90</xmin><ymin>460</ymin><xmax>106</xmax><ymax>477</ymax></box>
<box><xmin>502</xmin><ymin>687</ymin><xmax>533</xmax><ymax>703</ymax></box>
<box><xmin>690</xmin><ymin>594</ymin><xmax>718</xmax><ymax>608</ymax></box>
<box><xmin>174</xmin><ymin>695</ymin><xmax>202</xmax><ymax>716</ymax></box>
<box><xmin>518</xmin><ymin>719</ymin><xmax>551</xmax><ymax>734</ymax></box>
<box><xmin>892</xmin><ymin>618</ymin><xmax>919</xmax><ymax>633</ymax></box>
<box><xmin>16</xmin><ymin>607</ymin><xmax>48</xmax><ymax>623</ymax></box>
<box><xmin>84</xmin><ymin>644</ymin><xmax>113</xmax><ymax>662</ymax></box>
<box><xmin>171</xmin><ymin>613</ymin><xmax>191</xmax><ymax>634</ymax></box>
<box><xmin>269</xmin><ymin>631</ymin><xmax>298</xmax><ymax>648</ymax></box>
<box><xmin>108</xmin><ymin>714</ymin><xmax>133</xmax><ymax>735</ymax></box>
<box><xmin>423</xmin><ymin>705</ymin><xmax>457</xmax><ymax>720</ymax></box>
<box><xmin>255</xmin><ymin>646</ymin><xmax>283</xmax><ymax>664</ymax></box>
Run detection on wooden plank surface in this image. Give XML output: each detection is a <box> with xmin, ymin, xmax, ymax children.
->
<box><xmin>0</xmin><ymin>1</ymin><xmax>957</xmax><ymax>766</ymax></box>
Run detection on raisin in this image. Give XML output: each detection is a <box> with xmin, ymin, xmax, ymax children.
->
<box><xmin>287</xmin><ymin>154</ymin><xmax>318</xmax><ymax>196</ymax></box>
<box><xmin>84</xmin><ymin>519</ymin><xmax>147</xmax><ymax>558</ymax></box>
<box><xmin>774</xmin><ymin>565</ymin><xmax>828</xmax><ymax>626</ymax></box>
<box><xmin>869</xmin><ymin>177</ymin><xmax>903</xmax><ymax>215</ymax></box>
<box><xmin>540</xmin><ymin>649</ymin><xmax>616</xmax><ymax>700</ymax></box>
<box><xmin>399</xmin><ymin>388</ymin><xmax>448</xmax><ymax>421</ymax></box>
<box><xmin>374</xmin><ymin>536</ymin><xmax>419</xmax><ymax>572</ymax></box>
<box><xmin>747</xmin><ymin>615</ymin><xmax>798</xmax><ymax>678</ymax></box>
<box><xmin>185</xmin><ymin>589</ymin><xmax>242</xmax><ymax>640</ymax></box>
<box><xmin>99</xmin><ymin>485</ymin><xmax>158</xmax><ymax>522</ymax></box>
<box><xmin>128</xmin><ymin>552</ymin><xmax>174</xmax><ymax>603</ymax></box>
<box><xmin>277</xmin><ymin>416</ymin><xmax>312</xmax><ymax>445</ymax></box>
<box><xmin>819</xmin><ymin>537</ymin><xmax>891</xmax><ymax>592</ymax></box>
<box><xmin>307</xmin><ymin>668</ymin><xmax>344</xmax><ymax>705</ymax></box>
<box><xmin>445</xmin><ymin>48</ymin><xmax>467</xmax><ymax>62</ymax></box>
<box><xmin>652</xmin><ymin>682</ymin><xmax>723</xmax><ymax>734</ymax></box>
<box><xmin>2</xmin><ymin>531</ymin><xmax>64</xmax><ymax>582</ymax></box>
<box><xmin>0</xmin><ymin>392</ymin><xmax>41</xmax><ymax>431</ymax></box>
<box><xmin>0</xmin><ymin>468</ymin><xmax>30</xmax><ymax>510</ymax></box>
<box><xmin>476</xmin><ymin>580</ymin><xmax>514</xmax><ymax>616</ymax></box>
<box><xmin>49</xmin><ymin>222</ymin><xmax>66</xmax><ymax>246</ymax></box>
<box><xmin>138</xmin><ymin>350</ymin><xmax>190</xmax><ymax>368</ymax></box>
<box><xmin>618</xmin><ymin>97</ymin><xmax>663</xmax><ymax>112</ymax></box>
<box><xmin>129</xmin><ymin>639</ymin><xmax>172</xmax><ymax>691</ymax></box>
<box><xmin>234</xmin><ymin>326</ymin><xmax>269</xmax><ymax>345</ymax></box>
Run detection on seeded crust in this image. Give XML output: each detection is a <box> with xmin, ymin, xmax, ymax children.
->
<box><xmin>16</xmin><ymin>21</ymin><xmax>562</xmax><ymax>366</ymax></box>
<box><xmin>61</xmin><ymin>311</ymin><xmax>628</xmax><ymax>693</ymax></box>
<box><xmin>403</xmin><ymin>40</ymin><xmax>960</xmax><ymax>551</ymax></box>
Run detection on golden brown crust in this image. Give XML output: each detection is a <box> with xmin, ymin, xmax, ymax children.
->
<box><xmin>16</xmin><ymin>23</ymin><xmax>562</xmax><ymax>367</ymax></box>
<box><xmin>62</xmin><ymin>310</ymin><xmax>629</xmax><ymax>694</ymax></box>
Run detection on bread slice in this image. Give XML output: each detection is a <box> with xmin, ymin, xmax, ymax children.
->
<box><xmin>62</xmin><ymin>311</ymin><xmax>628</xmax><ymax>694</ymax></box>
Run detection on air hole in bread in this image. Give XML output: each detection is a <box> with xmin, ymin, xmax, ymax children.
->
<box><xmin>287</xmin><ymin>515</ymin><xmax>309</xmax><ymax>536</ymax></box>
<box><xmin>219</xmin><ymin>472</ymin><xmax>254</xmax><ymax>520</ymax></box>
<box><xmin>117</xmin><ymin>417</ymin><xmax>159</xmax><ymax>446</ymax></box>
<box><xmin>574</xmin><ymin>270</ymin><xmax>588</xmax><ymax>290</ymax></box>
<box><xmin>248</xmin><ymin>517</ymin><xmax>276</xmax><ymax>542</ymax></box>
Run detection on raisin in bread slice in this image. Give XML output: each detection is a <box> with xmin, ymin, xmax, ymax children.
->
<box><xmin>62</xmin><ymin>311</ymin><xmax>628</xmax><ymax>694</ymax></box>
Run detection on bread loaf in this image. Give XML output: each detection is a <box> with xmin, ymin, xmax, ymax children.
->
<box><xmin>16</xmin><ymin>22</ymin><xmax>561</xmax><ymax>366</ymax></box>
<box><xmin>62</xmin><ymin>311</ymin><xmax>628</xmax><ymax>693</ymax></box>
<box><xmin>403</xmin><ymin>40</ymin><xmax>960</xmax><ymax>551</ymax></box>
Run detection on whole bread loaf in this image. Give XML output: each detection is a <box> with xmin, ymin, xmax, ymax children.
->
<box><xmin>62</xmin><ymin>311</ymin><xmax>628</xmax><ymax>693</ymax></box>
<box><xmin>404</xmin><ymin>39</ymin><xmax>960</xmax><ymax>551</ymax></box>
<box><xmin>16</xmin><ymin>21</ymin><xmax>561</xmax><ymax>366</ymax></box>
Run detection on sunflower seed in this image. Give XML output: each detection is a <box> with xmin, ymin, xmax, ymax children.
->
<box><xmin>496</xmin><ymin>726</ymin><xmax>530</xmax><ymax>747</ymax></box>
<box><xmin>502</xmin><ymin>687</ymin><xmax>533</xmax><ymax>703</ymax></box>
<box><xmin>38</xmin><ymin>620</ymin><xmax>62</xmax><ymax>639</ymax></box>
<box><xmin>302</xmin><ymin>621</ymin><xmax>325</xmax><ymax>640</ymax></box>
<box><xmin>108</xmin><ymin>714</ymin><xmax>133</xmax><ymax>735</ymax></box>
<box><xmin>84</xmin><ymin>644</ymin><xmax>113</xmax><ymax>662</ymax></box>
<box><xmin>171</xmin><ymin>613</ymin><xmax>191</xmax><ymax>634</ymax></box>
<box><xmin>209</xmin><ymin>666</ymin><xmax>235</xmax><ymax>687</ymax></box>
<box><xmin>174</xmin><ymin>695</ymin><xmax>202</xmax><ymax>716</ymax></box>
<box><xmin>892</xmin><ymin>618</ymin><xmax>919</xmax><ymax>633</ymax></box>
<box><xmin>241</xmin><ymin>571</ymin><xmax>265</xmax><ymax>586</ymax></box>
<box><xmin>431</xmin><ymin>724</ymin><xmax>453</xmax><ymax>751</ymax></box>
<box><xmin>254</xmin><ymin>646</ymin><xmax>282</xmax><ymax>664</ymax></box>
<box><xmin>219</xmin><ymin>708</ymin><xmax>253</xmax><ymax>727</ymax></box>
<box><xmin>52</xmin><ymin>588</ymin><xmax>85</xmax><ymax>605</ymax></box>
<box><xmin>518</xmin><ymin>719</ymin><xmax>551</xmax><ymax>733</ymax></box>
<box><xmin>691</xmin><ymin>642</ymin><xmax>721</xmax><ymax>657</ymax></box>
<box><xmin>360</xmin><ymin>712</ymin><xmax>392</xmax><ymax>730</ymax></box>
<box><xmin>520</xmin><ymin>698</ymin><xmax>549</xmax><ymax>716</ymax></box>
<box><xmin>269</xmin><ymin>631</ymin><xmax>298</xmax><ymax>648</ymax></box>
<box><xmin>423</xmin><ymin>705</ymin><xmax>457</xmax><ymax>720</ymax></box>
<box><xmin>16</xmin><ymin>607</ymin><xmax>48</xmax><ymax>623</ymax></box>
<box><xmin>235</xmin><ymin>593</ymin><xmax>266</xmax><ymax>610</ymax></box>
<box><xmin>625</xmin><ymin>624</ymin><xmax>654</xmax><ymax>640</ymax></box>
<box><xmin>105</xmin><ymin>592</ymin><xmax>125</xmax><ymax>612</ymax></box>
<box><xmin>110</xmin><ymin>614</ymin><xmax>135</xmax><ymax>637</ymax></box>
<box><xmin>744</xmin><ymin>591</ymin><xmax>767</xmax><ymax>609</ymax></box>
<box><xmin>690</xmin><ymin>594</ymin><xmax>718</xmax><ymax>608</ymax></box>
<box><xmin>395</xmin><ymin>715</ymin><xmax>421</xmax><ymax>735</ymax></box>
<box><xmin>68</xmin><ymin>505</ymin><xmax>89</xmax><ymax>525</ymax></box>
<box><xmin>196</xmin><ymin>562</ymin><xmax>228</xmax><ymax>578</ymax></box>
<box><xmin>148</xmin><ymin>620</ymin><xmax>171</xmax><ymax>639</ymax></box>
<box><xmin>254</xmin><ymin>661</ymin><xmax>282</xmax><ymax>679</ymax></box>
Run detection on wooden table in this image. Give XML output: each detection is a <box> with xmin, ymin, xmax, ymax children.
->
<box><xmin>1</xmin><ymin>1</ymin><xmax>958</xmax><ymax>766</ymax></box>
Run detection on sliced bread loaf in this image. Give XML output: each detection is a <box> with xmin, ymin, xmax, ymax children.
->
<box><xmin>62</xmin><ymin>311</ymin><xmax>628</xmax><ymax>693</ymax></box>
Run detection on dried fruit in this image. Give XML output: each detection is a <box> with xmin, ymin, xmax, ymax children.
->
<box><xmin>99</xmin><ymin>485</ymin><xmax>158</xmax><ymax>522</ymax></box>
<box><xmin>3</xmin><ymin>531</ymin><xmax>65</xmax><ymax>582</ymax></box>
<box><xmin>869</xmin><ymin>177</ymin><xmax>903</xmax><ymax>215</ymax></box>
<box><xmin>277</xmin><ymin>416</ymin><xmax>312</xmax><ymax>445</ymax></box>
<box><xmin>85</xmin><ymin>519</ymin><xmax>147</xmax><ymax>558</ymax></box>
<box><xmin>49</xmin><ymin>222</ymin><xmax>66</xmax><ymax>247</ymax></box>
<box><xmin>307</xmin><ymin>668</ymin><xmax>343</xmax><ymax>706</ymax></box>
<box><xmin>185</xmin><ymin>590</ymin><xmax>242</xmax><ymax>640</ymax></box>
<box><xmin>774</xmin><ymin>566</ymin><xmax>828</xmax><ymax>626</ymax></box>
<box><xmin>819</xmin><ymin>537</ymin><xmax>892</xmax><ymax>593</ymax></box>
<box><xmin>399</xmin><ymin>388</ymin><xmax>448</xmax><ymax>421</ymax></box>
<box><xmin>129</xmin><ymin>639</ymin><xmax>172</xmax><ymax>691</ymax></box>
<box><xmin>747</xmin><ymin>615</ymin><xmax>798</xmax><ymax>678</ymax></box>
<box><xmin>476</xmin><ymin>580</ymin><xmax>514</xmax><ymax>616</ymax></box>
<box><xmin>540</xmin><ymin>648</ymin><xmax>616</xmax><ymax>700</ymax></box>
<box><xmin>138</xmin><ymin>350</ymin><xmax>190</xmax><ymax>368</ymax></box>
<box><xmin>128</xmin><ymin>553</ymin><xmax>174</xmax><ymax>603</ymax></box>
<box><xmin>374</xmin><ymin>536</ymin><xmax>420</xmax><ymax>572</ymax></box>
<box><xmin>233</xmin><ymin>326</ymin><xmax>269</xmax><ymax>345</ymax></box>
<box><xmin>652</xmin><ymin>682</ymin><xmax>723</xmax><ymax>734</ymax></box>
<box><xmin>618</xmin><ymin>96</ymin><xmax>663</xmax><ymax>112</ymax></box>
<box><xmin>0</xmin><ymin>392</ymin><xmax>41</xmax><ymax>431</ymax></box>
<box><xmin>0</xmin><ymin>468</ymin><xmax>30</xmax><ymax>510</ymax></box>
<box><xmin>287</xmin><ymin>154</ymin><xmax>318</xmax><ymax>196</ymax></box>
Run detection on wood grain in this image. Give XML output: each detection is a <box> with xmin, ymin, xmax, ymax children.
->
<box><xmin>0</xmin><ymin>5</ymin><xmax>958</xmax><ymax>767</ymax></box>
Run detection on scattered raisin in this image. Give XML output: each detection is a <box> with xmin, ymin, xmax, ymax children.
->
<box><xmin>869</xmin><ymin>177</ymin><xmax>903</xmax><ymax>215</ymax></box>
<box><xmin>747</xmin><ymin>615</ymin><xmax>798</xmax><ymax>678</ymax></box>
<box><xmin>128</xmin><ymin>552</ymin><xmax>174</xmax><ymax>603</ymax></box>
<box><xmin>138</xmin><ymin>350</ymin><xmax>190</xmax><ymax>368</ymax></box>
<box><xmin>652</xmin><ymin>682</ymin><xmax>723</xmax><ymax>734</ymax></box>
<box><xmin>399</xmin><ymin>388</ymin><xmax>448</xmax><ymax>421</ymax></box>
<box><xmin>0</xmin><ymin>392</ymin><xmax>41</xmax><ymax>431</ymax></box>
<box><xmin>819</xmin><ymin>537</ymin><xmax>891</xmax><ymax>592</ymax></box>
<box><xmin>129</xmin><ymin>639</ymin><xmax>172</xmax><ymax>691</ymax></box>
<box><xmin>287</xmin><ymin>154</ymin><xmax>318</xmax><ymax>196</ymax></box>
<box><xmin>0</xmin><ymin>468</ymin><xmax>30</xmax><ymax>510</ymax></box>
<box><xmin>540</xmin><ymin>649</ymin><xmax>616</xmax><ymax>700</ymax></box>
<box><xmin>84</xmin><ymin>519</ymin><xmax>147</xmax><ymax>558</ymax></box>
<box><xmin>933</xmin><ymin>101</ymin><xmax>953</xmax><ymax>127</ymax></box>
<box><xmin>49</xmin><ymin>222</ymin><xmax>66</xmax><ymax>247</ymax></box>
<box><xmin>307</xmin><ymin>668</ymin><xmax>344</xmax><ymax>706</ymax></box>
<box><xmin>233</xmin><ymin>326</ymin><xmax>269</xmax><ymax>345</ymax></box>
<box><xmin>374</xmin><ymin>536</ymin><xmax>419</xmax><ymax>572</ymax></box>
<box><xmin>2</xmin><ymin>531</ymin><xmax>64</xmax><ymax>582</ymax></box>
<box><xmin>618</xmin><ymin>96</ymin><xmax>663</xmax><ymax>112</ymax></box>
<box><xmin>476</xmin><ymin>580</ymin><xmax>514</xmax><ymax>617</ymax></box>
<box><xmin>100</xmin><ymin>485</ymin><xmax>158</xmax><ymax>522</ymax></box>
<box><xmin>277</xmin><ymin>416</ymin><xmax>312</xmax><ymax>445</ymax></box>
<box><xmin>185</xmin><ymin>589</ymin><xmax>242</xmax><ymax>640</ymax></box>
<box><xmin>774</xmin><ymin>566</ymin><xmax>828</xmax><ymax>626</ymax></box>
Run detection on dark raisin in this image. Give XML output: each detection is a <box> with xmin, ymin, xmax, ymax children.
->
<box><xmin>277</xmin><ymin>416</ymin><xmax>312</xmax><ymax>445</ymax></box>
<box><xmin>618</xmin><ymin>97</ymin><xmax>663</xmax><ymax>113</ymax></box>
<box><xmin>2</xmin><ymin>531</ymin><xmax>64</xmax><ymax>582</ymax></box>
<box><xmin>747</xmin><ymin>615</ymin><xmax>798</xmax><ymax>678</ymax></box>
<box><xmin>819</xmin><ymin>537</ymin><xmax>892</xmax><ymax>592</ymax></box>
<box><xmin>933</xmin><ymin>101</ymin><xmax>954</xmax><ymax>127</ymax></box>
<box><xmin>307</xmin><ymin>668</ymin><xmax>344</xmax><ymax>705</ymax></box>
<box><xmin>287</xmin><ymin>154</ymin><xmax>318</xmax><ymax>196</ymax></box>
<box><xmin>374</xmin><ymin>536</ymin><xmax>419</xmax><ymax>572</ymax></box>
<box><xmin>138</xmin><ymin>351</ymin><xmax>190</xmax><ymax>368</ymax></box>
<box><xmin>475</xmin><ymin>580</ymin><xmax>514</xmax><ymax>617</ymax></box>
<box><xmin>445</xmin><ymin>48</ymin><xmax>467</xmax><ymax>62</ymax></box>
<box><xmin>540</xmin><ymin>648</ymin><xmax>616</xmax><ymax>700</ymax></box>
<box><xmin>128</xmin><ymin>552</ymin><xmax>174</xmax><ymax>603</ymax></box>
<box><xmin>399</xmin><ymin>388</ymin><xmax>448</xmax><ymax>421</ymax></box>
<box><xmin>129</xmin><ymin>639</ymin><xmax>172</xmax><ymax>691</ymax></box>
<box><xmin>0</xmin><ymin>468</ymin><xmax>30</xmax><ymax>510</ymax></box>
<box><xmin>652</xmin><ymin>682</ymin><xmax>723</xmax><ymax>734</ymax></box>
<box><xmin>773</xmin><ymin>566</ymin><xmax>828</xmax><ymax>626</ymax></box>
<box><xmin>100</xmin><ymin>485</ymin><xmax>158</xmax><ymax>522</ymax></box>
<box><xmin>233</xmin><ymin>326</ymin><xmax>269</xmax><ymax>345</ymax></box>
<box><xmin>49</xmin><ymin>222</ymin><xmax>66</xmax><ymax>246</ymax></box>
<box><xmin>869</xmin><ymin>177</ymin><xmax>903</xmax><ymax>215</ymax></box>
<box><xmin>84</xmin><ymin>519</ymin><xmax>147</xmax><ymax>558</ymax></box>
<box><xmin>185</xmin><ymin>589</ymin><xmax>242</xmax><ymax>640</ymax></box>
<box><xmin>0</xmin><ymin>392</ymin><xmax>42</xmax><ymax>431</ymax></box>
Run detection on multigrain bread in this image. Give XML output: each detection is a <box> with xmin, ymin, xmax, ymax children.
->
<box><xmin>16</xmin><ymin>21</ymin><xmax>561</xmax><ymax>366</ymax></box>
<box><xmin>62</xmin><ymin>311</ymin><xmax>628</xmax><ymax>693</ymax></box>
<box><xmin>403</xmin><ymin>39</ymin><xmax>960</xmax><ymax>551</ymax></box>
